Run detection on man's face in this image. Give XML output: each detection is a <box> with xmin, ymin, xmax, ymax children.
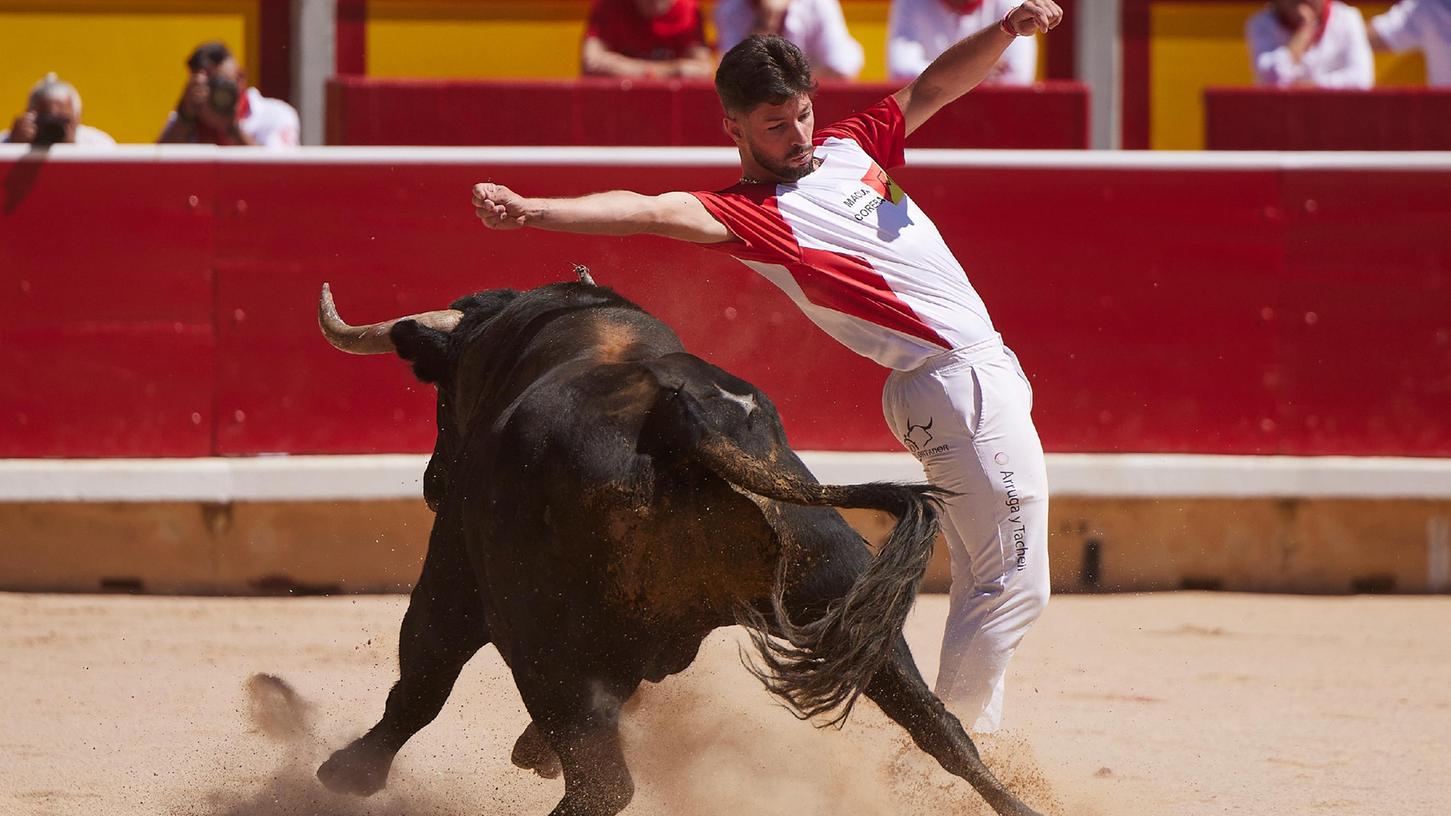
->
<box><xmin>632</xmin><ymin>0</ymin><xmax>675</xmax><ymax>17</ymax></box>
<box><xmin>726</xmin><ymin>93</ymin><xmax>817</xmax><ymax>182</ymax></box>
<box><xmin>194</xmin><ymin>56</ymin><xmax>243</xmax><ymax>83</ymax></box>
<box><xmin>1272</xmin><ymin>0</ymin><xmax>1325</xmax><ymax>20</ymax></box>
<box><xmin>31</xmin><ymin>95</ymin><xmax>77</xmax><ymax>144</ymax></box>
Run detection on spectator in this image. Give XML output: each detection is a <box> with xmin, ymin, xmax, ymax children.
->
<box><xmin>582</xmin><ymin>0</ymin><xmax>715</xmax><ymax>78</ymax></box>
<box><xmin>2</xmin><ymin>73</ymin><xmax>115</xmax><ymax>147</ymax></box>
<box><xmin>158</xmin><ymin>41</ymin><xmax>299</xmax><ymax>147</ymax></box>
<box><xmin>1369</xmin><ymin>0</ymin><xmax>1451</xmax><ymax>85</ymax></box>
<box><xmin>888</xmin><ymin>0</ymin><xmax>1037</xmax><ymax>84</ymax></box>
<box><xmin>715</xmin><ymin>0</ymin><xmax>865</xmax><ymax>79</ymax></box>
<box><xmin>1247</xmin><ymin>0</ymin><xmax>1374</xmax><ymax>87</ymax></box>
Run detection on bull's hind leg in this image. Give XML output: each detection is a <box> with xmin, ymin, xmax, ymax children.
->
<box><xmin>865</xmin><ymin>636</ymin><xmax>1044</xmax><ymax>816</ymax></box>
<box><xmin>518</xmin><ymin>670</ymin><xmax>640</xmax><ymax>816</ymax></box>
<box><xmin>772</xmin><ymin>541</ymin><xmax>1041</xmax><ymax>816</ymax></box>
<box><xmin>318</xmin><ymin>525</ymin><xmax>489</xmax><ymax>797</ymax></box>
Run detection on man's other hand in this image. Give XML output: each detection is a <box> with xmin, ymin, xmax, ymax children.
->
<box><xmin>473</xmin><ymin>182</ymin><xmax>533</xmax><ymax>230</ymax></box>
<box><xmin>8</xmin><ymin>112</ymin><xmax>37</xmax><ymax>143</ymax></box>
<box><xmin>1005</xmin><ymin>0</ymin><xmax>1063</xmax><ymax>35</ymax></box>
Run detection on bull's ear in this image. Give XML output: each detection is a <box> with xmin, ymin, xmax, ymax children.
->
<box><xmin>390</xmin><ymin>319</ymin><xmax>451</xmax><ymax>384</ymax></box>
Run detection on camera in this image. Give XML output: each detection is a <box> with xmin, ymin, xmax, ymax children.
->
<box><xmin>32</xmin><ymin>112</ymin><xmax>70</xmax><ymax>146</ymax></box>
<box><xmin>207</xmin><ymin>75</ymin><xmax>240</xmax><ymax>121</ymax></box>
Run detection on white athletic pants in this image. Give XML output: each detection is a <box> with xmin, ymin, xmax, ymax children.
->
<box><xmin>881</xmin><ymin>334</ymin><xmax>1050</xmax><ymax>733</ymax></box>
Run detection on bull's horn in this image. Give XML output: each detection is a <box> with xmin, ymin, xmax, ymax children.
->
<box><xmin>318</xmin><ymin>282</ymin><xmax>464</xmax><ymax>355</ymax></box>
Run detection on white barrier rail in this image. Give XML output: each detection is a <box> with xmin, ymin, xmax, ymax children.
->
<box><xmin>2</xmin><ymin>453</ymin><xmax>1449</xmax><ymax>503</ymax></box>
<box><xmin>4</xmin><ymin>144</ymin><xmax>1451</xmax><ymax>171</ymax></box>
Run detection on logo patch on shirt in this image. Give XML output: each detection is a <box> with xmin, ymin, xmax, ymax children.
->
<box><xmin>862</xmin><ymin>162</ymin><xmax>905</xmax><ymax>205</ymax></box>
<box><xmin>840</xmin><ymin>161</ymin><xmax>908</xmax><ymax>222</ymax></box>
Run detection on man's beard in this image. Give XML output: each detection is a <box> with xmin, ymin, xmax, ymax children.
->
<box><xmin>752</xmin><ymin>143</ymin><xmax>817</xmax><ymax>182</ymax></box>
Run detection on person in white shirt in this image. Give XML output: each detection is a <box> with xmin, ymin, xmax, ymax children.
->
<box><xmin>889</xmin><ymin>0</ymin><xmax>1036</xmax><ymax>84</ymax></box>
<box><xmin>476</xmin><ymin>2</ymin><xmax>1063</xmax><ymax>749</ymax></box>
<box><xmin>2</xmin><ymin>73</ymin><xmax>116</xmax><ymax>147</ymax></box>
<box><xmin>1246</xmin><ymin>0</ymin><xmax>1374</xmax><ymax>87</ymax></box>
<box><xmin>158</xmin><ymin>41</ymin><xmax>299</xmax><ymax>148</ymax></box>
<box><xmin>716</xmin><ymin>0</ymin><xmax>865</xmax><ymax>79</ymax></box>
<box><xmin>1369</xmin><ymin>0</ymin><xmax>1451</xmax><ymax>85</ymax></box>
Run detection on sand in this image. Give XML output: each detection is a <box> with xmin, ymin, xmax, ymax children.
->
<box><xmin>2</xmin><ymin>590</ymin><xmax>1448</xmax><ymax>816</ymax></box>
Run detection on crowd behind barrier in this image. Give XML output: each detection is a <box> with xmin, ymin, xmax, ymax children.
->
<box><xmin>1205</xmin><ymin>86</ymin><xmax>1451</xmax><ymax>149</ymax></box>
<box><xmin>5</xmin><ymin>0</ymin><xmax>1449</xmax><ymax>150</ymax></box>
<box><xmin>2</xmin><ymin>149</ymin><xmax>1448</xmax><ymax>459</ymax></box>
<box><xmin>325</xmin><ymin>77</ymin><xmax>1091</xmax><ymax>147</ymax></box>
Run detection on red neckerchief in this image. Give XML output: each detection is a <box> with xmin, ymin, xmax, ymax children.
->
<box><xmin>1274</xmin><ymin>1</ymin><xmax>1332</xmax><ymax>45</ymax></box>
<box><xmin>196</xmin><ymin>86</ymin><xmax>251</xmax><ymax>145</ymax></box>
<box><xmin>938</xmin><ymin>0</ymin><xmax>987</xmax><ymax>13</ymax></box>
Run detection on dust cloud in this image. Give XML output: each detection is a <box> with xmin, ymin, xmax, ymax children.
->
<box><xmin>183</xmin><ymin>640</ymin><xmax>1065</xmax><ymax>816</ymax></box>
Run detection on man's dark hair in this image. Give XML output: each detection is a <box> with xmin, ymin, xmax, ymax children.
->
<box><xmin>715</xmin><ymin>35</ymin><xmax>817</xmax><ymax>115</ymax></box>
<box><xmin>186</xmin><ymin>41</ymin><xmax>233</xmax><ymax>72</ymax></box>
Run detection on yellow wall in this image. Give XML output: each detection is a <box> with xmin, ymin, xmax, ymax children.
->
<box><xmin>0</xmin><ymin>1</ymin><xmax>259</xmax><ymax>145</ymax></box>
<box><xmin>1150</xmin><ymin>2</ymin><xmax>1428</xmax><ymax>149</ymax></box>
<box><xmin>367</xmin><ymin>0</ymin><xmax>591</xmax><ymax>79</ymax></box>
<box><xmin>367</xmin><ymin>0</ymin><xmax>901</xmax><ymax>81</ymax></box>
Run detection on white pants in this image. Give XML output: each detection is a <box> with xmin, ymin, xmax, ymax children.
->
<box><xmin>882</xmin><ymin>334</ymin><xmax>1050</xmax><ymax>733</ymax></box>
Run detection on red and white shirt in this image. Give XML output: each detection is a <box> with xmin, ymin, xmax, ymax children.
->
<box><xmin>584</xmin><ymin>0</ymin><xmax>707</xmax><ymax>61</ymax></box>
<box><xmin>691</xmin><ymin>96</ymin><xmax>996</xmax><ymax>371</ymax></box>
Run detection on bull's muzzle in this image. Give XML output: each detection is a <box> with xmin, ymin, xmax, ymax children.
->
<box><xmin>317</xmin><ymin>282</ymin><xmax>464</xmax><ymax>355</ymax></box>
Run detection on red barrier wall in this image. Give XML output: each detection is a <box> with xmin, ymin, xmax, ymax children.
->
<box><xmin>325</xmin><ymin>78</ymin><xmax>1092</xmax><ymax>149</ymax></box>
<box><xmin>2</xmin><ymin>150</ymin><xmax>1448</xmax><ymax>458</ymax></box>
<box><xmin>1205</xmin><ymin>88</ymin><xmax>1451</xmax><ymax>150</ymax></box>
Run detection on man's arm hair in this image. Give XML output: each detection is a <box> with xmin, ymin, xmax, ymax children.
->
<box><xmin>522</xmin><ymin>190</ymin><xmax>733</xmax><ymax>243</ymax></box>
<box><xmin>892</xmin><ymin>23</ymin><xmax>1016</xmax><ymax>137</ymax></box>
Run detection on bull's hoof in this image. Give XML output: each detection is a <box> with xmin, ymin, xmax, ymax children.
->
<box><xmin>317</xmin><ymin>742</ymin><xmax>393</xmax><ymax>796</ymax></box>
<box><xmin>511</xmin><ymin>721</ymin><xmax>562</xmax><ymax>779</ymax></box>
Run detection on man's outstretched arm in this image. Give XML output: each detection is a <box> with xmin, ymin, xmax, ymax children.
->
<box><xmin>892</xmin><ymin>0</ymin><xmax>1063</xmax><ymax>137</ymax></box>
<box><xmin>472</xmin><ymin>183</ymin><xmax>731</xmax><ymax>244</ymax></box>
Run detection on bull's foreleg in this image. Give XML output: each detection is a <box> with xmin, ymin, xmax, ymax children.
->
<box><xmin>519</xmin><ymin>671</ymin><xmax>640</xmax><ymax>816</ymax></box>
<box><xmin>318</xmin><ymin>530</ymin><xmax>489</xmax><ymax>797</ymax></box>
<box><xmin>865</xmin><ymin>636</ymin><xmax>1044</xmax><ymax>816</ymax></box>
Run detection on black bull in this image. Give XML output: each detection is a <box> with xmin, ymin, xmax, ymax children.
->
<box><xmin>314</xmin><ymin>277</ymin><xmax>1043</xmax><ymax>816</ymax></box>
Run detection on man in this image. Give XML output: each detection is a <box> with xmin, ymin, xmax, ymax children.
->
<box><xmin>582</xmin><ymin>0</ymin><xmax>715</xmax><ymax>78</ymax></box>
<box><xmin>715</xmin><ymin>0</ymin><xmax>865</xmax><ymax>80</ymax></box>
<box><xmin>2</xmin><ymin>73</ymin><xmax>115</xmax><ymax>147</ymax></box>
<box><xmin>473</xmin><ymin>5</ymin><xmax>1061</xmax><ymax>734</ymax></box>
<box><xmin>158</xmin><ymin>41</ymin><xmax>299</xmax><ymax>148</ymax></box>
<box><xmin>1369</xmin><ymin>0</ymin><xmax>1451</xmax><ymax>86</ymax></box>
<box><xmin>1247</xmin><ymin>0</ymin><xmax>1374</xmax><ymax>87</ymax></box>
<box><xmin>889</xmin><ymin>0</ymin><xmax>1037</xmax><ymax>84</ymax></box>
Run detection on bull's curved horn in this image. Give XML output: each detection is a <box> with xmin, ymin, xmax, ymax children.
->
<box><xmin>318</xmin><ymin>282</ymin><xmax>464</xmax><ymax>355</ymax></box>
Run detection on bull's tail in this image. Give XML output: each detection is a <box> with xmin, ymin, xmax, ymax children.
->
<box><xmin>690</xmin><ymin>431</ymin><xmax>949</xmax><ymax>728</ymax></box>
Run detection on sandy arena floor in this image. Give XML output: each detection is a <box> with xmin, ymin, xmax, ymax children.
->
<box><xmin>3</xmin><ymin>590</ymin><xmax>1449</xmax><ymax>816</ymax></box>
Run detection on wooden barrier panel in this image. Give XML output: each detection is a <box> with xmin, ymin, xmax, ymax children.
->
<box><xmin>1</xmin><ymin>148</ymin><xmax>1449</xmax><ymax>458</ymax></box>
<box><xmin>5</xmin><ymin>496</ymin><xmax>1447</xmax><ymax>594</ymax></box>
<box><xmin>325</xmin><ymin>78</ymin><xmax>1093</xmax><ymax>149</ymax></box>
<box><xmin>1205</xmin><ymin>88</ymin><xmax>1451</xmax><ymax>150</ymax></box>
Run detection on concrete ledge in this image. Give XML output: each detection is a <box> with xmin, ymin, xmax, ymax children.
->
<box><xmin>4</xmin><ymin>453</ymin><xmax>1451</xmax><ymax>502</ymax></box>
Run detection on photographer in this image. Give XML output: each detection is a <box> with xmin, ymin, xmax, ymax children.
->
<box><xmin>2</xmin><ymin>73</ymin><xmax>116</xmax><ymax>147</ymax></box>
<box><xmin>158</xmin><ymin>41</ymin><xmax>298</xmax><ymax>148</ymax></box>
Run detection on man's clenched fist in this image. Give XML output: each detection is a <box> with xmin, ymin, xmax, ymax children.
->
<box><xmin>472</xmin><ymin>182</ymin><xmax>534</xmax><ymax>230</ymax></box>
